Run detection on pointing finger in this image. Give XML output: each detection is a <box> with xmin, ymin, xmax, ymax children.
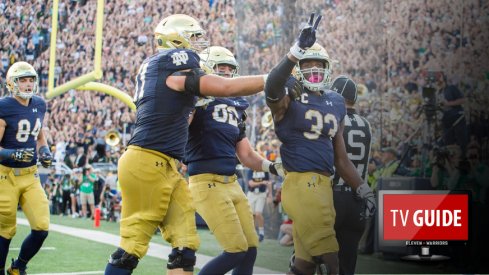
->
<box><xmin>313</xmin><ymin>15</ymin><xmax>322</xmax><ymax>30</ymax></box>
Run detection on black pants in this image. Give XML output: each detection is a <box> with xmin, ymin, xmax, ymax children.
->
<box><xmin>61</xmin><ymin>190</ymin><xmax>71</xmax><ymax>215</ymax></box>
<box><xmin>333</xmin><ymin>189</ymin><xmax>366</xmax><ymax>275</ymax></box>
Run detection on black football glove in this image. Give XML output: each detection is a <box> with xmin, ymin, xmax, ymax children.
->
<box><xmin>266</xmin><ymin>161</ymin><xmax>286</xmax><ymax>178</ymax></box>
<box><xmin>356</xmin><ymin>183</ymin><xmax>376</xmax><ymax>220</ymax></box>
<box><xmin>290</xmin><ymin>13</ymin><xmax>322</xmax><ymax>59</ymax></box>
<box><xmin>11</xmin><ymin>148</ymin><xmax>35</xmax><ymax>163</ymax></box>
<box><xmin>39</xmin><ymin>145</ymin><xmax>53</xmax><ymax>168</ymax></box>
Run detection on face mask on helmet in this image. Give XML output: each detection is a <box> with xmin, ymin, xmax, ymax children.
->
<box><xmin>154</xmin><ymin>14</ymin><xmax>210</xmax><ymax>52</ymax></box>
<box><xmin>199</xmin><ymin>46</ymin><xmax>239</xmax><ymax>78</ymax></box>
<box><xmin>295</xmin><ymin>43</ymin><xmax>332</xmax><ymax>92</ymax></box>
<box><xmin>6</xmin><ymin>61</ymin><xmax>39</xmax><ymax>100</ymax></box>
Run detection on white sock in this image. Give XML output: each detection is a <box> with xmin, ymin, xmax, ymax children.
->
<box><xmin>259</xmin><ymin>227</ymin><xmax>265</xmax><ymax>235</ymax></box>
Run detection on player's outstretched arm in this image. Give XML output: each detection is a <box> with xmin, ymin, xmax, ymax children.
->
<box><xmin>166</xmin><ymin>71</ymin><xmax>265</xmax><ymax>97</ymax></box>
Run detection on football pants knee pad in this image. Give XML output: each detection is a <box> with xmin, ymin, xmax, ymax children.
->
<box><xmin>108</xmin><ymin>248</ymin><xmax>139</xmax><ymax>271</ymax></box>
<box><xmin>167</xmin><ymin>247</ymin><xmax>196</xmax><ymax>271</ymax></box>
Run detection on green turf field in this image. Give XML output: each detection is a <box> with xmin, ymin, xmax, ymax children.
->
<box><xmin>12</xmin><ymin>212</ymin><xmax>448</xmax><ymax>274</ymax></box>
<box><xmin>8</xmin><ymin>224</ymin><xmax>165</xmax><ymax>274</ymax></box>
<box><xmin>13</xmin><ymin>212</ymin><xmax>294</xmax><ymax>274</ymax></box>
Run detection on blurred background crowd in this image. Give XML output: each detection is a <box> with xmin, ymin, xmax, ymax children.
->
<box><xmin>1</xmin><ymin>0</ymin><xmax>488</xmax><ymax>250</ymax></box>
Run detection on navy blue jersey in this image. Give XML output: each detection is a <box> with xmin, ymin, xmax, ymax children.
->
<box><xmin>185</xmin><ymin>97</ymin><xmax>249</xmax><ymax>176</ymax></box>
<box><xmin>247</xmin><ymin>170</ymin><xmax>269</xmax><ymax>192</ymax></box>
<box><xmin>332</xmin><ymin>109</ymin><xmax>371</xmax><ymax>186</ymax></box>
<box><xmin>0</xmin><ymin>96</ymin><xmax>46</xmax><ymax>168</ymax></box>
<box><xmin>129</xmin><ymin>49</ymin><xmax>200</xmax><ymax>160</ymax></box>
<box><xmin>275</xmin><ymin>78</ymin><xmax>346</xmax><ymax>174</ymax></box>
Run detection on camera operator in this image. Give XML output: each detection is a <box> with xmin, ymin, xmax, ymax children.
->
<box><xmin>430</xmin><ymin>144</ymin><xmax>466</xmax><ymax>190</ymax></box>
<box><xmin>435</xmin><ymin>74</ymin><xmax>468</xmax><ymax>154</ymax></box>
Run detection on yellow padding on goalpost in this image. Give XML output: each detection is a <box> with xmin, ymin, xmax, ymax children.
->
<box><xmin>46</xmin><ymin>0</ymin><xmax>135</xmax><ymax>111</ymax></box>
<box><xmin>77</xmin><ymin>82</ymin><xmax>136</xmax><ymax>110</ymax></box>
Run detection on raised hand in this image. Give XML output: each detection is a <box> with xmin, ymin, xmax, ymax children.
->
<box><xmin>298</xmin><ymin>13</ymin><xmax>322</xmax><ymax>49</ymax></box>
<box><xmin>290</xmin><ymin>13</ymin><xmax>322</xmax><ymax>59</ymax></box>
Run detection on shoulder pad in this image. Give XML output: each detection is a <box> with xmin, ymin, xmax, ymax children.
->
<box><xmin>163</xmin><ymin>49</ymin><xmax>201</xmax><ymax>71</ymax></box>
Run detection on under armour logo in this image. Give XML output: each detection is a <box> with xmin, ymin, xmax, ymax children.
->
<box><xmin>15</xmin><ymin>152</ymin><xmax>23</xmax><ymax>159</ymax></box>
<box><xmin>171</xmin><ymin>51</ymin><xmax>189</xmax><ymax>66</ymax></box>
<box><xmin>208</xmin><ymin>183</ymin><xmax>216</xmax><ymax>188</ymax></box>
<box><xmin>325</xmin><ymin>101</ymin><xmax>333</xmax><ymax>106</ymax></box>
<box><xmin>155</xmin><ymin>161</ymin><xmax>164</xmax><ymax>167</ymax></box>
<box><xmin>32</xmin><ymin>108</ymin><xmax>38</xmax><ymax>113</ymax></box>
<box><xmin>0</xmin><ymin>175</ymin><xmax>7</xmax><ymax>180</ymax></box>
<box><xmin>307</xmin><ymin>182</ymin><xmax>316</xmax><ymax>188</ymax></box>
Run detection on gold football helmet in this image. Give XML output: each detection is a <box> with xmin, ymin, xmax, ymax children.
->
<box><xmin>295</xmin><ymin>43</ymin><xmax>332</xmax><ymax>92</ymax></box>
<box><xmin>6</xmin><ymin>61</ymin><xmax>39</xmax><ymax>99</ymax></box>
<box><xmin>199</xmin><ymin>46</ymin><xmax>239</xmax><ymax>78</ymax></box>
<box><xmin>154</xmin><ymin>14</ymin><xmax>209</xmax><ymax>52</ymax></box>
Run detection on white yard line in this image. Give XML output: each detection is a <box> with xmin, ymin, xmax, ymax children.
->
<box><xmin>18</xmin><ymin>218</ymin><xmax>278</xmax><ymax>274</ymax></box>
<box><xmin>10</xmin><ymin>247</ymin><xmax>56</xmax><ymax>251</ymax></box>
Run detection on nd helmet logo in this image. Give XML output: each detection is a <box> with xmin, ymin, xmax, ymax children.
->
<box><xmin>171</xmin><ymin>51</ymin><xmax>189</xmax><ymax>66</ymax></box>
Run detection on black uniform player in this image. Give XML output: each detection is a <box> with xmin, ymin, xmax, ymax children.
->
<box><xmin>331</xmin><ymin>76</ymin><xmax>372</xmax><ymax>274</ymax></box>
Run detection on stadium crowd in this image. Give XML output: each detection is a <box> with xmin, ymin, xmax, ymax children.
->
<box><xmin>1</xmin><ymin>0</ymin><xmax>488</xmax><ymax>214</ymax></box>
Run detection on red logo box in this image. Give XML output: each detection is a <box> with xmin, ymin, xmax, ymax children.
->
<box><xmin>383</xmin><ymin>194</ymin><xmax>469</xmax><ymax>240</ymax></box>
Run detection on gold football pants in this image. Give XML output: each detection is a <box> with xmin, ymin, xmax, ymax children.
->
<box><xmin>189</xmin><ymin>173</ymin><xmax>258</xmax><ymax>252</ymax></box>
<box><xmin>117</xmin><ymin>146</ymin><xmax>200</xmax><ymax>258</ymax></box>
<box><xmin>0</xmin><ymin>165</ymin><xmax>49</xmax><ymax>239</ymax></box>
<box><xmin>281</xmin><ymin>172</ymin><xmax>338</xmax><ymax>263</ymax></box>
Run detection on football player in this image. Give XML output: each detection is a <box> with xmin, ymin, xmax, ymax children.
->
<box><xmin>264</xmin><ymin>13</ymin><xmax>375</xmax><ymax>274</ymax></box>
<box><xmin>185</xmin><ymin>46</ymin><xmax>284</xmax><ymax>275</ymax></box>
<box><xmin>104</xmin><ymin>14</ymin><xmax>267</xmax><ymax>275</ymax></box>
<box><xmin>0</xmin><ymin>61</ymin><xmax>52</xmax><ymax>275</ymax></box>
<box><xmin>330</xmin><ymin>76</ymin><xmax>372</xmax><ymax>274</ymax></box>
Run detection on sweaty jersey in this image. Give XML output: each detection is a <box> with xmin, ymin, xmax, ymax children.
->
<box><xmin>332</xmin><ymin>109</ymin><xmax>372</xmax><ymax>186</ymax></box>
<box><xmin>0</xmin><ymin>96</ymin><xmax>46</xmax><ymax>168</ymax></box>
<box><xmin>129</xmin><ymin>49</ymin><xmax>200</xmax><ymax>160</ymax></box>
<box><xmin>275</xmin><ymin>77</ymin><xmax>346</xmax><ymax>174</ymax></box>
<box><xmin>185</xmin><ymin>97</ymin><xmax>249</xmax><ymax>176</ymax></box>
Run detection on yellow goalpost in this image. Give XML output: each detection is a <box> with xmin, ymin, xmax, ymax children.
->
<box><xmin>46</xmin><ymin>0</ymin><xmax>136</xmax><ymax>111</ymax></box>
